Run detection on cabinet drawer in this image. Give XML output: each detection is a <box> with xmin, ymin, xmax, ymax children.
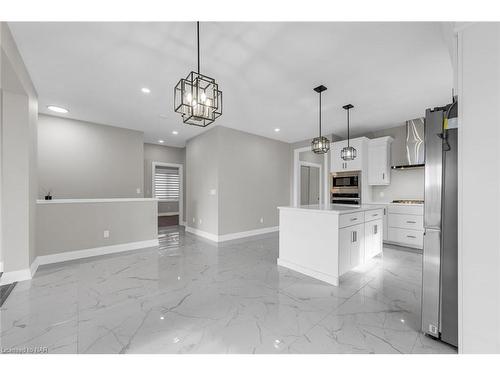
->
<box><xmin>365</xmin><ymin>209</ymin><xmax>384</xmax><ymax>222</ymax></box>
<box><xmin>388</xmin><ymin>213</ymin><xmax>424</xmax><ymax>230</ymax></box>
<box><xmin>388</xmin><ymin>227</ymin><xmax>423</xmax><ymax>248</ymax></box>
<box><xmin>339</xmin><ymin>211</ymin><xmax>365</xmax><ymax>228</ymax></box>
<box><xmin>388</xmin><ymin>204</ymin><xmax>424</xmax><ymax>216</ymax></box>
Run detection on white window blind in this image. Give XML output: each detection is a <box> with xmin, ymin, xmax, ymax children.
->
<box><xmin>154</xmin><ymin>167</ymin><xmax>180</xmax><ymax>201</ymax></box>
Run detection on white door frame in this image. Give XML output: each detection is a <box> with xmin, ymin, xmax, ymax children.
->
<box><xmin>298</xmin><ymin>161</ymin><xmax>322</xmax><ymax>205</ymax></box>
<box><xmin>152</xmin><ymin>161</ymin><xmax>184</xmax><ymax>225</ymax></box>
<box><xmin>293</xmin><ymin>146</ymin><xmax>329</xmax><ymax>206</ymax></box>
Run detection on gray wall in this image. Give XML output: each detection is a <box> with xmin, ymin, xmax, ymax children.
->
<box><xmin>36</xmin><ymin>200</ymin><xmax>157</xmax><ymax>256</ymax></box>
<box><xmin>217</xmin><ymin>126</ymin><xmax>291</xmax><ymax>235</ymax></box>
<box><xmin>365</xmin><ymin>124</ymin><xmax>424</xmax><ymax>202</ymax></box>
<box><xmin>38</xmin><ymin>114</ymin><xmax>144</xmax><ymax>199</ymax></box>
<box><xmin>186</xmin><ymin>126</ymin><xmax>290</xmax><ymax>236</ymax></box>
<box><xmin>143</xmin><ymin>143</ymin><xmax>185</xmax><ymax>217</ymax></box>
<box><xmin>1</xmin><ymin>23</ymin><xmax>38</xmax><ymax>272</ymax></box>
<box><xmin>186</xmin><ymin>127</ymin><xmax>219</xmax><ymax>234</ymax></box>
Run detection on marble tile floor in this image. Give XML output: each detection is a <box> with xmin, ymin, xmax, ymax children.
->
<box><xmin>0</xmin><ymin>226</ymin><xmax>457</xmax><ymax>354</ymax></box>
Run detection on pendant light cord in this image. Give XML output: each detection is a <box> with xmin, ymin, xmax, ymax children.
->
<box><xmin>347</xmin><ymin>108</ymin><xmax>350</xmax><ymax>147</ymax></box>
<box><xmin>319</xmin><ymin>92</ymin><xmax>322</xmax><ymax>137</ymax></box>
<box><xmin>197</xmin><ymin>21</ymin><xmax>200</xmax><ymax>74</ymax></box>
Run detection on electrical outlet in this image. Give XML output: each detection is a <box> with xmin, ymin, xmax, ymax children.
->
<box><xmin>136</xmin><ymin>188</ymin><xmax>141</xmax><ymax>194</ymax></box>
<box><xmin>192</xmin><ymin>217</ymin><xmax>196</xmax><ymax>223</ymax></box>
<box><xmin>103</xmin><ymin>230</ymin><xmax>110</xmax><ymax>239</ymax></box>
<box><xmin>260</xmin><ymin>217</ymin><xmax>264</xmax><ymax>224</ymax></box>
<box><xmin>199</xmin><ymin>218</ymin><xmax>202</xmax><ymax>224</ymax></box>
<box><xmin>429</xmin><ymin>324</ymin><xmax>438</xmax><ymax>335</ymax></box>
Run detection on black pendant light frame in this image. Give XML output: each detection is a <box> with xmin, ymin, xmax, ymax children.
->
<box><xmin>341</xmin><ymin>104</ymin><xmax>357</xmax><ymax>161</ymax></box>
<box><xmin>174</xmin><ymin>22</ymin><xmax>223</xmax><ymax>127</ymax></box>
<box><xmin>311</xmin><ymin>85</ymin><xmax>330</xmax><ymax>154</ymax></box>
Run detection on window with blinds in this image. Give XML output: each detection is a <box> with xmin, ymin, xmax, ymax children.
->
<box><xmin>154</xmin><ymin>166</ymin><xmax>180</xmax><ymax>201</ymax></box>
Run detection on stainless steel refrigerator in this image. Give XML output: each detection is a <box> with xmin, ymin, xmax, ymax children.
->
<box><xmin>421</xmin><ymin>102</ymin><xmax>458</xmax><ymax>347</ymax></box>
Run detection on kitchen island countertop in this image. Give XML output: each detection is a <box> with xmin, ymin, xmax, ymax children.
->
<box><xmin>278</xmin><ymin>204</ymin><xmax>386</xmax><ymax>215</ymax></box>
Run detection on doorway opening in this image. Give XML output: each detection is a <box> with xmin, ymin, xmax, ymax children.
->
<box><xmin>152</xmin><ymin>162</ymin><xmax>183</xmax><ymax>228</ymax></box>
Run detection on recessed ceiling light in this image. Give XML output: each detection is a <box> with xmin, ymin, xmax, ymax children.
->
<box><xmin>274</xmin><ymin>128</ymin><xmax>280</xmax><ymax>132</ymax></box>
<box><xmin>141</xmin><ymin>87</ymin><xmax>151</xmax><ymax>94</ymax></box>
<box><xmin>172</xmin><ymin>131</ymin><xmax>179</xmax><ymax>135</ymax></box>
<box><xmin>158</xmin><ymin>140</ymin><xmax>164</xmax><ymax>144</ymax></box>
<box><xmin>47</xmin><ymin>105</ymin><xmax>68</xmax><ymax>114</ymax></box>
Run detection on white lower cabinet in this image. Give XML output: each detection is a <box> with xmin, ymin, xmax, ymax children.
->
<box><xmin>365</xmin><ymin>218</ymin><xmax>383</xmax><ymax>259</ymax></box>
<box><xmin>339</xmin><ymin>223</ymin><xmax>365</xmax><ymax>275</ymax></box>
<box><xmin>386</xmin><ymin>204</ymin><xmax>424</xmax><ymax>249</ymax></box>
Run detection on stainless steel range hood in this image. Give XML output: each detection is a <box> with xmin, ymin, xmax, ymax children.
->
<box><xmin>391</xmin><ymin>117</ymin><xmax>425</xmax><ymax>169</ymax></box>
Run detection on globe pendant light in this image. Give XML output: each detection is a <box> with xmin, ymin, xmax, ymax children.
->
<box><xmin>174</xmin><ymin>22</ymin><xmax>223</xmax><ymax>127</ymax></box>
<box><xmin>311</xmin><ymin>85</ymin><xmax>330</xmax><ymax>154</ymax></box>
<box><xmin>341</xmin><ymin>104</ymin><xmax>357</xmax><ymax>161</ymax></box>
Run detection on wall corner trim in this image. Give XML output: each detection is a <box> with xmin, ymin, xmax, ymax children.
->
<box><xmin>185</xmin><ymin>226</ymin><xmax>279</xmax><ymax>243</ymax></box>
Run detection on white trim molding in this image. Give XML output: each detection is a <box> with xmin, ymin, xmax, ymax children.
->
<box><xmin>0</xmin><ymin>261</ymin><xmax>3</xmax><ymax>273</ymax></box>
<box><xmin>185</xmin><ymin>226</ymin><xmax>279</xmax><ymax>243</ymax></box>
<box><xmin>0</xmin><ymin>268</ymin><xmax>32</xmax><ymax>286</ymax></box>
<box><xmin>34</xmin><ymin>239</ymin><xmax>159</xmax><ymax>270</ymax></box>
<box><xmin>37</xmin><ymin>198</ymin><xmax>158</xmax><ymax>204</ymax></box>
<box><xmin>185</xmin><ymin>226</ymin><xmax>219</xmax><ymax>242</ymax></box>
<box><xmin>158</xmin><ymin>212</ymin><xmax>179</xmax><ymax>217</ymax></box>
<box><xmin>152</xmin><ymin>161</ymin><xmax>184</xmax><ymax>225</ymax></box>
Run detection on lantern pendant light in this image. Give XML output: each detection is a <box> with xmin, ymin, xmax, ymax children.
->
<box><xmin>311</xmin><ymin>85</ymin><xmax>330</xmax><ymax>154</ymax></box>
<box><xmin>341</xmin><ymin>104</ymin><xmax>357</xmax><ymax>161</ymax></box>
<box><xmin>174</xmin><ymin>22</ymin><xmax>223</xmax><ymax>127</ymax></box>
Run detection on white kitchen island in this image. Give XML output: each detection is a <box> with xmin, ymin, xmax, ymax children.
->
<box><xmin>278</xmin><ymin>204</ymin><xmax>386</xmax><ymax>286</ymax></box>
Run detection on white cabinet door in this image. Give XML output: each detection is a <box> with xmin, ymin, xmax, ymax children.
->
<box><xmin>339</xmin><ymin>223</ymin><xmax>365</xmax><ymax>274</ymax></box>
<box><xmin>339</xmin><ymin>226</ymin><xmax>351</xmax><ymax>275</ymax></box>
<box><xmin>331</xmin><ymin>140</ymin><xmax>347</xmax><ymax>173</ymax></box>
<box><xmin>345</xmin><ymin>138</ymin><xmax>364</xmax><ymax>172</ymax></box>
<box><xmin>368</xmin><ymin>137</ymin><xmax>392</xmax><ymax>185</ymax></box>
<box><xmin>350</xmin><ymin>223</ymin><xmax>365</xmax><ymax>268</ymax></box>
<box><xmin>330</xmin><ymin>138</ymin><xmax>366</xmax><ymax>173</ymax></box>
<box><xmin>365</xmin><ymin>219</ymin><xmax>383</xmax><ymax>259</ymax></box>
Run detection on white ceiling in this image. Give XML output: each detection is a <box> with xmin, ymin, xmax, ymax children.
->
<box><xmin>9</xmin><ymin>22</ymin><xmax>453</xmax><ymax>147</ymax></box>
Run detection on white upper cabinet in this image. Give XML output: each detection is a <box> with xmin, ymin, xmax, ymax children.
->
<box><xmin>368</xmin><ymin>136</ymin><xmax>393</xmax><ymax>185</ymax></box>
<box><xmin>330</xmin><ymin>137</ymin><xmax>368</xmax><ymax>173</ymax></box>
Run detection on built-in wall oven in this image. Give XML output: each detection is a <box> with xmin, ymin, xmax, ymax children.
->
<box><xmin>331</xmin><ymin>171</ymin><xmax>361</xmax><ymax>205</ymax></box>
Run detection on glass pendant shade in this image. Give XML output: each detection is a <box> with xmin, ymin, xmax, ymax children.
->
<box><xmin>174</xmin><ymin>22</ymin><xmax>222</xmax><ymax>127</ymax></box>
<box><xmin>341</xmin><ymin>145</ymin><xmax>357</xmax><ymax>160</ymax></box>
<box><xmin>174</xmin><ymin>71</ymin><xmax>222</xmax><ymax>127</ymax></box>
<box><xmin>311</xmin><ymin>85</ymin><xmax>330</xmax><ymax>154</ymax></box>
<box><xmin>341</xmin><ymin>104</ymin><xmax>357</xmax><ymax>161</ymax></box>
<box><xmin>312</xmin><ymin>136</ymin><xmax>330</xmax><ymax>154</ymax></box>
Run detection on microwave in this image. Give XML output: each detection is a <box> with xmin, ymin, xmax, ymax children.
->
<box><xmin>332</xmin><ymin>172</ymin><xmax>359</xmax><ymax>188</ymax></box>
<box><xmin>331</xmin><ymin>171</ymin><xmax>361</xmax><ymax>205</ymax></box>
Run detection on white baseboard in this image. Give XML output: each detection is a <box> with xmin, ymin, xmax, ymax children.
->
<box><xmin>218</xmin><ymin>226</ymin><xmax>279</xmax><ymax>242</ymax></box>
<box><xmin>1</xmin><ymin>239</ymin><xmax>160</xmax><ymax>283</ymax></box>
<box><xmin>277</xmin><ymin>258</ymin><xmax>339</xmax><ymax>286</ymax></box>
<box><xmin>158</xmin><ymin>212</ymin><xmax>179</xmax><ymax>217</ymax></box>
<box><xmin>185</xmin><ymin>226</ymin><xmax>278</xmax><ymax>243</ymax></box>
<box><xmin>185</xmin><ymin>226</ymin><xmax>219</xmax><ymax>242</ymax></box>
<box><xmin>30</xmin><ymin>257</ymin><xmax>40</xmax><ymax>277</ymax></box>
<box><xmin>35</xmin><ymin>239</ymin><xmax>160</xmax><ymax>270</ymax></box>
<box><xmin>0</xmin><ymin>268</ymin><xmax>32</xmax><ymax>286</ymax></box>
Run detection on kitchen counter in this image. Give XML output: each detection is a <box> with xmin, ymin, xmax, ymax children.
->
<box><xmin>278</xmin><ymin>204</ymin><xmax>386</xmax><ymax>215</ymax></box>
<box><xmin>278</xmin><ymin>204</ymin><xmax>385</xmax><ymax>286</ymax></box>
